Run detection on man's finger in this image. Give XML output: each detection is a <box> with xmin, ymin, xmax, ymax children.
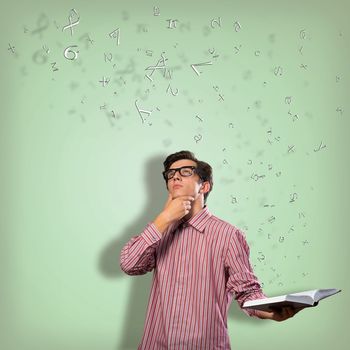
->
<box><xmin>281</xmin><ymin>306</ymin><xmax>296</xmax><ymax>320</ymax></box>
<box><xmin>164</xmin><ymin>193</ymin><xmax>173</xmax><ymax>208</ymax></box>
<box><xmin>181</xmin><ymin>196</ymin><xmax>194</xmax><ymax>201</ymax></box>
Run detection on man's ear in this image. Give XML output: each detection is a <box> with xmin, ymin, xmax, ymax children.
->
<box><xmin>199</xmin><ymin>181</ymin><xmax>210</xmax><ymax>194</ymax></box>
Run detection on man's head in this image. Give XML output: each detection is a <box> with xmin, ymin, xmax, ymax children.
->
<box><xmin>162</xmin><ymin>150</ymin><xmax>213</xmax><ymax>204</ymax></box>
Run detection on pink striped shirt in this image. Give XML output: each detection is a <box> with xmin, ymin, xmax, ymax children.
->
<box><xmin>120</xmin><ymin>205</ymin><xmax>266</xmax><ymax>349</ymax></box>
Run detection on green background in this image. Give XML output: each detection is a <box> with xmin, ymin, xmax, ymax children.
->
<box><xmin>1</xmin><ymin>0</ymin><xmax>348</xmax><ymax>349</ymax></box>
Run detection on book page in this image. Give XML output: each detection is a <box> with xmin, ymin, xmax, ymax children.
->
<box><xmin>314</xmin><ymin>289</ymin><xmax>341</xmax><ymax>302</ymax></box>
<box><xmin>244</xmin><ymin>289</ymin><xmax>341</xmax><ymax>309</ymax></box>
<box><xmin>287</xmin><ymin>289</ymin><xmax>318</xmax><ymax>300</ymax></box>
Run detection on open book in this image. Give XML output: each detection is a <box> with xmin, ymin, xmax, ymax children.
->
<box><xmin>243</xmin><ymin>288</ymin><xmax>341</xmax><ymax>312</ymax></box>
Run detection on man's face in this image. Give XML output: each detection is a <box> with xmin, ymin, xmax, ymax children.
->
<box><xmin>166</xmin><ymin>159</ymin><xmax>204</xmax><ymax>200</ymax></box>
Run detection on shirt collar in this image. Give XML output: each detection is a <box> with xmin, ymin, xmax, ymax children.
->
<box><xmin>179</xmin><ymin>205</ymin><xmax>212</xmax><ymax>234</ymax></box>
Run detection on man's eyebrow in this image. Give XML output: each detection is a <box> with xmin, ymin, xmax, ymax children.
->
<box><xmin>168</xmin><ymin>165</ymin><xmax>195</xmax><ymax>170</ymax></box>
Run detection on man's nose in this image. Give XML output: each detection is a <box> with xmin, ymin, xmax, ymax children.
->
<box><xmin>172</xmin><ymin>170</ymin><xmax>182</xmax><ymax>180</ymax></box>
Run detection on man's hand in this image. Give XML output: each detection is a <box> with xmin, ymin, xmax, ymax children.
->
<box><xmin>255</xmin><ymin>306</ymin><xmax>303</xmax><ymax>322</ymax></box>
<box><xmin>152</xmin><ymin>194</ymin><xmax>194</xmax><ymax>234</ymax></box>
<box><xmin>162</xmin><ymin>193</ymin><xmax>194</xmax><ymax>223</ymax></box>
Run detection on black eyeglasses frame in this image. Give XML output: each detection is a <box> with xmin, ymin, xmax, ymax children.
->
<box><xmin>162</xmin><ymin>166</ymin><xmax>198</xmax><ymax>181</ymax></box>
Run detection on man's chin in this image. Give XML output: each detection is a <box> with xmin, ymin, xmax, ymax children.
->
<box><xmin>172</xmin><ymin>191</ymin><xmax>191</xmax><ymax>199</ymax></box>
<box><xmin>172</xmin><ymin>191</ymin><xmax>183</xmax><ymax>198</ymax></box>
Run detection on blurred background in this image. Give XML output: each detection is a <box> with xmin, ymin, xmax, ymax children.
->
<box><xmin>0</xmin><ymin>0</ymin><xmax>349</xmax><ymax>349</ymax></box>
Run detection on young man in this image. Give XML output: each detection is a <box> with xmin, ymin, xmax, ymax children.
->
<box><xmin>120</xmin><ymin>150</ymin><xmax>299</xmax><ymax>349</ymax></box>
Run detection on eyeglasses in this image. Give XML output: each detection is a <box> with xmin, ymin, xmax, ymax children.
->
<box><xmin>162</xmin><ymin>166</ymin><xmax>197</xmax><ymax>181</ymax></box>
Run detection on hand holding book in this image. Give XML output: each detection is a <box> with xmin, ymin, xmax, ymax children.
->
<box><xmin>243</xmin><ymin>288</ymin><xmax>341</xmax><ymax>313</ymax></box>
<box><xmin>254</xmin><ymin>305</ymin><xmax>304</xmax><ymax>322</ymax></box>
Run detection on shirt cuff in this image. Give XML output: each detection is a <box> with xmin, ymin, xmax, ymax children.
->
<box><xmin>242</xmin><ymin>291</ymin><xmax>268</xmax><ymax>317</ymax></box>
<box><xmin>141</xmin><ymin>222</ymin><xmax>163</xmax><ymax>246</ymax></box>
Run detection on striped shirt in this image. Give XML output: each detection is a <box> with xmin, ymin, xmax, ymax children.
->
<box><xmin>120</xmin><ymin>205</ymin><xmax>266</xmax><ymax>349</ymax></box>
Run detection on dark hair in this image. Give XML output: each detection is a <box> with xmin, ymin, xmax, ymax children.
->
<box><xmin>163</xmin><ymin>150</ymin><xmax>213</xmax><ymax>204</ymax></box>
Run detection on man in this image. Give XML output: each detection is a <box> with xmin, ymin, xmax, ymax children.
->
<box><xmin>120</xmin><ymin>150</ymin><xmax>299</xmax><ymax>349</ymax></box>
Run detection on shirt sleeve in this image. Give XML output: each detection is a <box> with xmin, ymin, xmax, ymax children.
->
<box><xmin>120</xmin><ymin>222</ymin><xmax>163</xmax><ymax>275</ymax></box>
<box><xmin>225</xmin><ymin>228</ymin><xmax>267</xmax><ymax>317</ymax></box>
